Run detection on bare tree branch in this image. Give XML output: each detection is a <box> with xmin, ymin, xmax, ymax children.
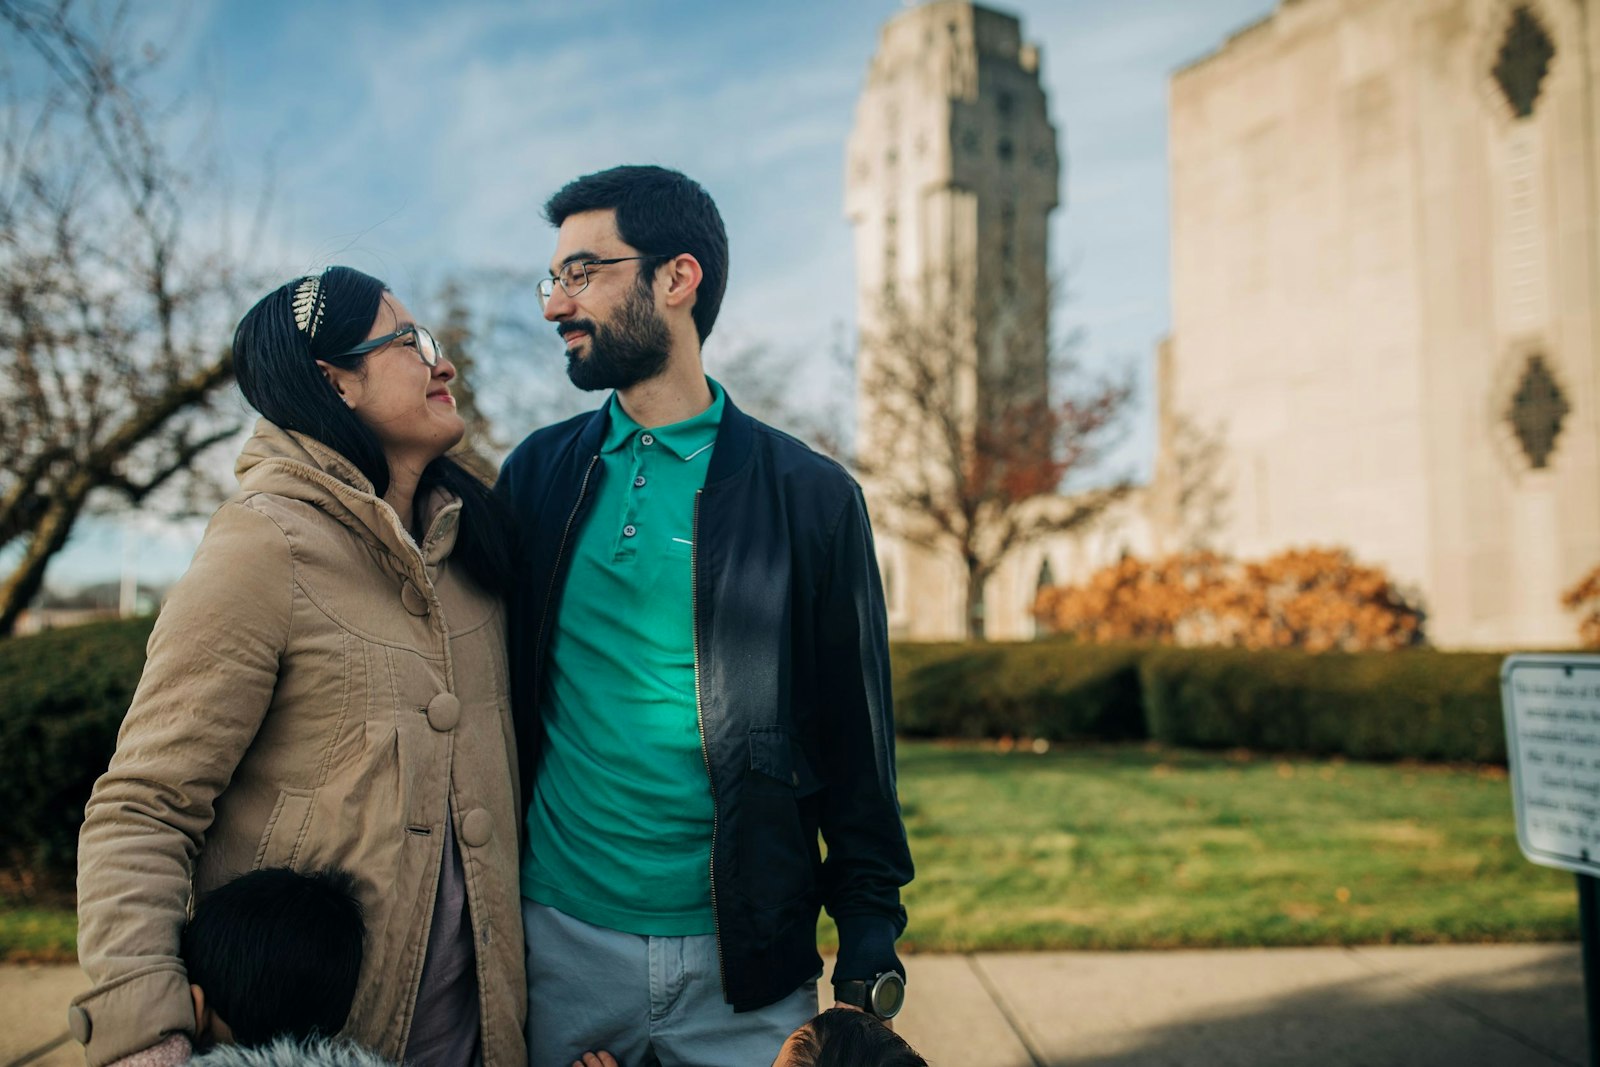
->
<box><xmin>851</xmin><ymin>272</ymin><xmax>1134</xmax><ymax>637</ymax></box>
<box><xmin>0</xmin><ymin>0</ymin><xmax>257</xmax><ymax>634</ymax></box>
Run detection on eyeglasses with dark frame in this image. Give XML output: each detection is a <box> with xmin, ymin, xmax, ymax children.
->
<box><xmin>537</xmin><ymin>254</ymin><xmax>673</xmax><ymax>308</ymax></box>
<box><xmin>332</xmin><ymin>324</ymin><xmax>444</xmax><ymax>368</ymax></box>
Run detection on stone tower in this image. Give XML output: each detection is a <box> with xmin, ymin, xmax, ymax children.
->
<box><xmin>846</xmin><ymin>1</ymin><xmax>1060</xmax><ymax>638</ymax></box>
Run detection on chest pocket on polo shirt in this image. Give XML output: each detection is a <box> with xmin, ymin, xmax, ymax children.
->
<box><xmin>627</xmin><ymin>530</ymin><xmax>694</xmax><ymax>606</ymax></box>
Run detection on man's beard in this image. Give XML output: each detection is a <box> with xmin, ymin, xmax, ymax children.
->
<box><xmin>563</xmin><ymin>284</ymin><xmax>672</xmax><ymax>392</ymax></box>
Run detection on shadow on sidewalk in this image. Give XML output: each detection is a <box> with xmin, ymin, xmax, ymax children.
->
<box><xmin>1028</xmin><ymin>956</ymin><xmax>1583</xmax><ymax>1067</ymax></box>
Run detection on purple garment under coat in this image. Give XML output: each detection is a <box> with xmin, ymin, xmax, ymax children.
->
<box><xmin>406</xmin><ymin>806</ymin><xmax>480</xmax><ymax>1067</ymax></box>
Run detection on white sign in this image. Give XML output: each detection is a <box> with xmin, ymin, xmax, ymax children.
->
<box><xmin>1503</xmin><ymin>654</ymin><xmax>1600</xmax><ymax>877</ymax></box>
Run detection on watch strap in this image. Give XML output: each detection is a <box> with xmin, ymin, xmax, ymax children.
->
<box><xmin>833</xmin><ymin>978</ymin><xmax>871</xmax><ymax>1009</ymax></box>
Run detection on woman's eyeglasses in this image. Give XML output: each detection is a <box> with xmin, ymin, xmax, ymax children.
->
<box><xmin>332</xmin><ymin>324</ymin><xmax>443</xmax><ymax>368</ymax></box>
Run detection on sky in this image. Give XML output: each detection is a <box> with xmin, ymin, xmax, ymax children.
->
<box><xmin>34</xmin><ymin>0</ymin><xmax>1280</xmax><ymax>588</ymax></box>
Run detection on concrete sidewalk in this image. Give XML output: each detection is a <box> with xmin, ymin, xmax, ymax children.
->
<box><xmin>2</xmin><ymin>944</ymin><xmax>1585</xmax><ymax>1067</ymax></box>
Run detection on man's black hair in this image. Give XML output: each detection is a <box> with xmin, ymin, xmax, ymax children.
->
<box><xmin>543</xmin><ymin>165</ymin><xmax>729</xmax><ymax>344</ymax></box>
<box><xmin>181</xmin><ymin>867</ymin><xmax>365</xmax><ymax>1047</ymax></box>
<box><xmin>786</xmin><ymin>1008</ymin><xmax>928</xmax><ymax>1067</ymax></box>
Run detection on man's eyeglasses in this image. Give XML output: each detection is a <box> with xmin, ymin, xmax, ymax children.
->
<box><xmin>333</xmin><ymin>324</ymin><xmax>443</xmax><ymax>368</ymax></box>
<box><xmin>537</xmin><ymin>255</ymin><xmax>672</xmax><ymax>308</ymax></box>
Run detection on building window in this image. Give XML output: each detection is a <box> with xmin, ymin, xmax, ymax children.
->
<box><xmin>1036</xmin><ymin>557</ymin><xmax>1055</xmax><ymax>592</ymax></box>
<box><xmin>997</xmin><ymin>138</ymin><xmax>1014</xmax><ymax>163</ymax></box>
<box><xmin>1507</xmin><ymin>354</ymin><xmax>1569</xmax><ymax>469</ymax></box>
<box><xmin>1493</xmin><ymin>6</ymin><xmax>1555</xmax><ymax>119</ymax></box>
<box><xmin>997</xmin><ymin>91</ymin><xmax>1015</xmax><ymax>117</ymax></box>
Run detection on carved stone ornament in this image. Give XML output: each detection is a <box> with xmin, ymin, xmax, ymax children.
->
<box><xmin>1506</xmin><ymin>354</ymin><xmax>1569</xmax><ymax>469</ymax></box>
<box><xmin>1493</xmin><ymin>6</ymin><xmax>1555</xmax><ymax>119</ymax></box>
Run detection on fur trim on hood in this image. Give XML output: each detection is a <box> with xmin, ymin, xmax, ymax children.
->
<box><xmin>189</xmin><ymin>1037</ymin><xmax>396</xmax><ymax>1067</ymax></box>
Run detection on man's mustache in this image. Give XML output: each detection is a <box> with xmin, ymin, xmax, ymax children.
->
<box><xmin>557</xmin><ymin>319</ymin><xmax>597</xmax><ymax>340</ymax></box>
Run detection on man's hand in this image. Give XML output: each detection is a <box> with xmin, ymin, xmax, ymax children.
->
<box><xmin>831</xmin><ymin>1001</ymin><xmax>894</xmax><ymax>1032</ymax></box>
<box><xmin>571</xmin><ymin>1053</ymin><xmax>619</xmax><ymax>1067</ymax></box>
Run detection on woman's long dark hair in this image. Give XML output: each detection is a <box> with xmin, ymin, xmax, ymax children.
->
<box><xmin>232</xmin><ymin>266</ymin><xmax>513</xmax><ymax>592</ymax></box>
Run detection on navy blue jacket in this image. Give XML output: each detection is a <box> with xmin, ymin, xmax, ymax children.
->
<box><xmin>495</xmin><ymin>391</ymin><xmax>913</xmax><ymax>1012</ymax></box>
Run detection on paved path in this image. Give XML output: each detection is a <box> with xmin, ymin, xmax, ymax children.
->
<box><xmin>2</xmin><ymin>944</ymin><xmax>1585</xmax><ymax>1067</ymax></box>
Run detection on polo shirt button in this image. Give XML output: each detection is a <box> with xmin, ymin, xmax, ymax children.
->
<box><xmin>634</xmin><ymin>475</ymin><xmax>646</xmax><ymax>488</ymax></box>
<box><xmin>460</xmin><ymin>808</ymin><xmax>493</xmax><ymax>847</ymax></box>
<box><xmin>641</xmin><ymin>433</ymin><xmax>655</xmax><ymax>446</ymax></box>
<box><xmin>426</xmin><ymin>693</ymin><xmax>460</xmax><ymax>732</ymax></box>
<box><xmin>68</xmin><ymin>1005</ymin><xmax>91</xmax><ymax>1044</ymax></box>
<box><xmin>623</xmin><ymin>525</ymin><xmax>637</xmax><ymax>537</ymax></box>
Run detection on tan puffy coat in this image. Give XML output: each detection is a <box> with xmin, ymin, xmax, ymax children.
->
<box><xmin>72</xmin><ymin>420</ymin><xmax>525</xmax><ymax>1067</ymax></box>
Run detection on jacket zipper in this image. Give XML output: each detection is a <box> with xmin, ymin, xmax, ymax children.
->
<box><xmin>692</xmin><ymin>488</ymin><xmax>728</xmax><ymax>992</ymax></box>
<box><xmin>535</xmin><ymin>455</ymin><xmax>600</xmax><ymax>674</ymax></box>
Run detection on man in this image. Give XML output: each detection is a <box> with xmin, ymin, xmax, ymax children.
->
<box><xmin>496</xmin><ymin>165</ymin><xmax>913</xmax><ymax>1067</ymax></box>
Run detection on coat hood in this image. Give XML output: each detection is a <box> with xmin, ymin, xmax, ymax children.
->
<box><xmin>190</xmin><ymin>1036</ymin><xmax>397</xmax><ymax>1067</ymax></box>
<box><xmin>234</xmin><ymin>418</ymin><xmax>461</xmax><ymax>576</ymax></box>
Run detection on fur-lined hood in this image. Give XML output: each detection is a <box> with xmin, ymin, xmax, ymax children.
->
<box><xmin>190</xmin><ymin>1037</ymin><xmax>397</xmax><ymax>1067</ymax></box>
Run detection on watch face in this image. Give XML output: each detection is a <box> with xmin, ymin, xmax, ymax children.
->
<box><xmin>871</xmin><ymin>972</ymin><xmax>905</xmax><ymax>1019</ymax></box>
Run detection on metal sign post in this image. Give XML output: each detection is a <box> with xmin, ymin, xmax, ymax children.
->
<box><xmin>1502</xmin><ymin>654</ymin><xmax>1600</xmax><ymax>1067</ymax></box>
<box><xmin>1581</xmin><ymin>872</ymin><xmax>1600</xmax><ymax>1067</ymax></box>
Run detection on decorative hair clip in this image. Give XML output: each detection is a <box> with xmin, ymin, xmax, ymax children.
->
<box><xmin>291</xmin><ymin>274</ymin><xmax>327</xmax><ymax>338</ymax></box>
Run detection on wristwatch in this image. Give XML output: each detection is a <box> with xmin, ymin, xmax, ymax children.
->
<box><xmin>833</xmin><ymin>970</ymin><xmax>906</xmax><ymax>1019</ymax></box>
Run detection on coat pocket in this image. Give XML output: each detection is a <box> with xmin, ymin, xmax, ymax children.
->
<box><xmin>254</xmin><ymin>789</ymin><xmax>313</xmax><ymax>870</ymax></box>
<box><xmin>738</xmin><ymin>727</ymin><xmax>816</xmax><ymax>911</ymax></box>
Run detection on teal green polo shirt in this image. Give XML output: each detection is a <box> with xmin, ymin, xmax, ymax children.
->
<box><xmin>521</xmin><ymin>379</ymin><xmax>725</xmax><ymax>935</ymax></box>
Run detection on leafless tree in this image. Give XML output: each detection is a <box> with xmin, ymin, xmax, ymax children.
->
<box><xmin>432</xmin><ymin>278</ymin><xmax>502</xmax><ymax>484</ymax></box>
<box><xmin>0</xmin><ymin>1</ymin><xmax>270</xmax><ymax>634</ymax></box>
<box><xmin>853</xmin><ymin>274</ymin><xmax>1132</xmax><ymax>638</ymax></box>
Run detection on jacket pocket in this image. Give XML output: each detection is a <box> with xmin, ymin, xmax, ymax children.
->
<box><xmin>738</xmin><ymin>726</ymin><xmax>816</xmax><ymax>910</ymax></box>
<box><xmin>254</xmin><ymin>789</ymin><xmax>313</xmax><ymax>870</ymax></box>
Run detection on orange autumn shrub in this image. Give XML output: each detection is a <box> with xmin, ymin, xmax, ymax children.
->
<box><xmin>1562</xmin><ymin>565</ymin><xmax>1600</xmax><ymax>649</ymax></box>
<box><xmin>1034</xmin><ymin>547</ymin><xmax>1424</xmax><ymax>652</ymax></box>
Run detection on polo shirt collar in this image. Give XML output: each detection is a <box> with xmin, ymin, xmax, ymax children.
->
<box><xmin>602</xmin><ymin>377</ymin><xmax>726</xmax><ymax>460</ymax></box>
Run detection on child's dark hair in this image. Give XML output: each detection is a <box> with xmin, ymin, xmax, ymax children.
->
<box><xmin>786</xmin><ymin>1008</ymin><xmax>928</xmax><ymax>1067</ymax></box>
<box><xmin>181</xmin><ymin>867</ymin><xmax>365</xmax><ymax>1046</ymax></box>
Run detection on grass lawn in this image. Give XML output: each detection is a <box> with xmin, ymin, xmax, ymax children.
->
<box><xmin>0</xmin><ymin>902</ymin><xmax>77</xmax><ymax>963</ymax></box>
<box><xmin>864</xmin><ymin>741</ymin><xmax>1576</xmax><ymax>952</ymax></box>
<box><xmin>3</xmin><ymin>741</ymin><xmax>1576</xmax><ymax>962</ymax></box>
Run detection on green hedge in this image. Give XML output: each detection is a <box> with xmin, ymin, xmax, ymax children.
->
<box><xmin>892</xmin><ymin>639</ymin><xmax>1148</xmax><ymax>741</ymax></box>
<box><xmin>0</xmin><ymin>617</ymin><xmax>155</xmax><ymax>887</ymax></box>
<box><xmin>0</xmin><ymin>617</ymin><xmax>1510</xmax><ymax>887</ymax></box>
<box><xmin>1139</xmin><ymin>646</ymin><xmax>1506</xmax><ymax>763</ymax></box>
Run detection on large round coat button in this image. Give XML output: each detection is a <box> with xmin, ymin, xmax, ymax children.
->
<box><xmin>68</xmin><ymin>1005</ymin><xmax>91</xmax><ymax>1044</ymax></box>
<box><xmin>426</xmin><ymin>693</ymin><xmax>461</xmax><ymax>732</ymax></box>
<box><xmin>401</xmin><ymin>580</ymin><xmax>430</xmax><ymax>616</ymax></box>
<box><xmin>460</xmin><ymin>808</ymin><xmax>493</xmax><ymax>847</ymax></box>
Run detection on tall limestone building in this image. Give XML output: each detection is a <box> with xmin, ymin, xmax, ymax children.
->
<box><xmin>849</xmin><ymin>0</ymin><xmax>1599</xmax><ymax>648</ymax></box>
<box><xmin>1163</xmin><ymin>0</ymin><xmax>1600</xmax><ymax>648</ymax></box>
<box><xmin>846</xmin><ymin>1</ymin><xmax>1148</xmax><ymax>639</ymax></box>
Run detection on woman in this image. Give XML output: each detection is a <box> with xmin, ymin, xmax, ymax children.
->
<box><xmin>71</xmin><ymin>268</ymin><xmax>525</xmax><ymax>1067</ymax></box>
